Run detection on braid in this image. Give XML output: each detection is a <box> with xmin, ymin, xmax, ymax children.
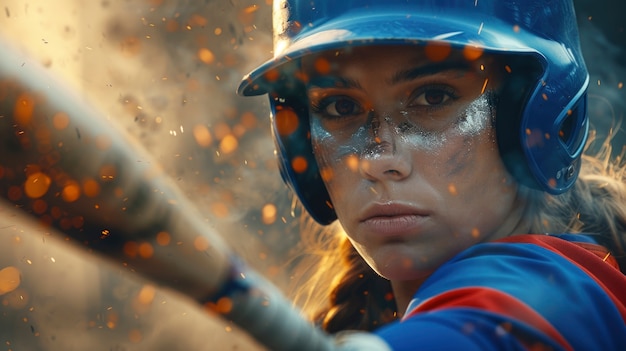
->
<box><xmin>315</xmin><ymin>238</ymin><xmax>398</xmax><ymax>333</ymax></box>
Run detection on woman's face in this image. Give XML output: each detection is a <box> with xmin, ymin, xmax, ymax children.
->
<box><xmin>303</xmin><ymin>45</ymin><xmax>527</xmax><ymax>282</ymax></box>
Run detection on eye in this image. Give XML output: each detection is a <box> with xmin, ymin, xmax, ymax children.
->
<box><xmin>311</xmin><ymin>96</ymin><xmax>364</xmax><ymax>118</ymax></box>
<box><xmin>410</xmin><ymin>86</ymin><xmax>457</xmax><ymax>107</ymax></box>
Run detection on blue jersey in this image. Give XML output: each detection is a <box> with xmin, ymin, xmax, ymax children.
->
<box><xmin>375</xmin><ymin>234</ymin><xmax>626</xmax><ymax>350</ymax></box>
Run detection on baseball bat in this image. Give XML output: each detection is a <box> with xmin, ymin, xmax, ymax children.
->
<box><xmin>0</xmin><ymin>36</ymin><xmax>373</xmax><ymax>351</ymax></box>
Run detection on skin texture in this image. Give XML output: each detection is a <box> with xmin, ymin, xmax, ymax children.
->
<box><xmin>302</xmin><ymin>46</ymin><xmax>530</xmax><ymax>313</ymax></box>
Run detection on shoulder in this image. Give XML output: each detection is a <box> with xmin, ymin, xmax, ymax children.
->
<box><xmin>375</xmin><ymin>234</ymin><xmax>626</xmax><ymax>351</ymax></box>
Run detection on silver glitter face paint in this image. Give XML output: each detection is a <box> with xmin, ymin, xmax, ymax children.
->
<box><xmin>310</xmin><ymin>93</ymin><xmax>495</xmax><ymax>169</ymax></box>
<box><xmin>454</xmin><ymin>93</ymin><xmax>492</xmax><ymax>137</ymax></box>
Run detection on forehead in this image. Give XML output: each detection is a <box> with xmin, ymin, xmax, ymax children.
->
<box><xmin>300</xmin><ymin>45</ymin><xmax>492</xmax><ymax>78</ymax></box>
<box><xmin>299</xmin><ymin>45</ymin><xmax>497</xmax><ymax>92</ymax></box>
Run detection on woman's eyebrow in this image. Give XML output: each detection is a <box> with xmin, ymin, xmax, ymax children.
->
<box><xmin>306</xmin><ymin>61</ymin><xmax>471</xmax><ymax>90</ymax></box>
<box><xmin>390</xmin><ymin>61</ymin><xmax>471</xmax><ymax>85</ymax></box>
<box><xmin>307</xmin><ymin>75</ymin><xmax>362</xmax><ymax>90</ymax></box>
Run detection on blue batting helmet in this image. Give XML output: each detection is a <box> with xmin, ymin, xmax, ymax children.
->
<box><xmin>238</xmin><ymin>0</ymin><xmax>589</xmax><ymax>224</ymax></box>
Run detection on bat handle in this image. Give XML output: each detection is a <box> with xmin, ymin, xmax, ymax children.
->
<box><xmin>200</xmin><ymin>258</ymin><xmax>392</xmax><ymax>351</ymax></box>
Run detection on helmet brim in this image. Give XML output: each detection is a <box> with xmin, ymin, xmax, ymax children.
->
<box><xmin>238</xmin><ymin>11</ymin><xmax>538</xmax><ymax>96</ymax></box>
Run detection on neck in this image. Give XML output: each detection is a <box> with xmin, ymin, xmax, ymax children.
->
<box><xmin>390</xmin><ymin>278</ymin><xmax>427</xmax><ymax>316</ymax></box>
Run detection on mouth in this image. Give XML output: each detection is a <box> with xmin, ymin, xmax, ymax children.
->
<box><xmin>359</xmin><ymin>202</ymin><xmax>431</xmax><ymax>236</ymax></box>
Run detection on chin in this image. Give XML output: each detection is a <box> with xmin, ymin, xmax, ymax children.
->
<box><xmin>369</xmin><ymin>249</ymin><xmax>440</xmax><ymax>282</ymax></box>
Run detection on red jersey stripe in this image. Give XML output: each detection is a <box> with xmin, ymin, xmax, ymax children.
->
<box><xmin>497</xmin><ymin>235</ymin><xmax>626</xmax><ymax>323</ymax></box>
<box><xmin>404</xmin><ymin>286</ymin><xmax>573</xmax><ymax>351</ymax></box>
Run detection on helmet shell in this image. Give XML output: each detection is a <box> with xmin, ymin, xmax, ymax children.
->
<box><xmin>239</xmin><ymin>0</ymin><xmax>589</xmax><ymax>224</ymax></box>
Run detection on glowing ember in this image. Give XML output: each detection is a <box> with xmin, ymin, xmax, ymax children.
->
<box><xmin>463</xmin><ymin>44</ymin><xmax>483</xmax><ymax>61</ymax></box>
<box><xmin>471</xmin><ymin>228</ymin><xmax>481</xmax><ymax>238</ymax></box>
<box><xmin>261</xmin><ymin>203</ymin><xmax>277</xmax><ymax>225</ymax></box>
<box><xmin>52</xmin><ymin>112</ymin><xmax>70</xmax><ymax>130</ymax></box>
<box><xmin>314</xmin><ymin>57</ymin><xmax>331</xmax><ymax>75</ymax></box>
<box><xmin>193</xmin><ymin>124</ymin><xmax>213</xmax><ymax>147</ymax></box>
<box><xmin>345</xmin><ymin>155</ymin><xmax>359</xmax><ymax>173</ymax></box>
<box><xmin>425</xmin><ymin>42</ymin><xmax>452</xmax><ymax>62</ymax></box>
<box><xmin>198</xmin><ymin>48</ymin><xmax>215</xmax><ymax>64</ymax></box>
<box><xmin>0</xmin><ymin>266</ymin><xmax>21</xmax><ymax>295</ymax></box>
<box><xmin>291</xmin><ymin>156</ymin><xmax>308</xmax><ymax>173</ymax></box>
<box><xmin>136</xmin><ymin>284</ymin><xmax>156</xmax><ymax>305</ymax></box>
<box><xmin>193</xmin><ymin>236</ymin><xmax>210</xmax><ymax>251</ymax></box>
<box><xmin>138</xmin><ymin>242</ymin><xmax>154</xmax><ymax>258</ymax></box>
<box><xmin>82</xmin><ymin>178</ymin><xmax>101</xmax><ymax>197</ymax></box>
<box><xmin>13</xmin><ymin>93</ymin><xmax>35</xmax><ymax>125</ymax></box>
<box><xmin>275</xmin><ymin>109</ymin><xmax>299</xmax><ymax>136</ymax></box>
<box><xmin>156</xmin><ymin>231</ymin><xmax>171</xmax><ymax>246</ymax></box>
<box><xmin>219</xmin><ymin>134</ymin><xmax>238</xmax><ymax>155</ymax></box>
<box><xmin>24</xmin><ymin>172</ymin><xmax>51</xmax><ymax>199</ymax></box>
<box><xmin>128</xmin><ymin>329</ymin><xmax>143</xmax><ymax>343</ymax></box>
<box><xmin>448</xmin><ymin>184</ymin><xmax>458</xmax><ymax>196</ymax></box>
<box><xmin>61</xmin><ymin>181</ymin><xmax>81</xmax><ymax>202</ymax></box>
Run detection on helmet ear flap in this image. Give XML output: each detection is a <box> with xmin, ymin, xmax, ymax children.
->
<box><xmin>496</xmin><ymin>57</ymin><xmax>546</xmax><ymax>190</ymax></box>
<box><xmin>496</xmin><ymin>55</ymin><xmax>589</xmax><ymax>193</ymax></box>
<box><xmin>269</xmin><ymin>89</ymin><xmax>337</xmax><ymax>224</ymax></box>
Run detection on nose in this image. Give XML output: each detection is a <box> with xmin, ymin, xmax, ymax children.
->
<box><xmin>358</xmin><ymin>116</ymin><xmax>412</xmax><ymax>181</ymax></box>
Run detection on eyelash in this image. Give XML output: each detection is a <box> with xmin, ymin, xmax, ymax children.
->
<box><xmin>309</xmin><ymin>85</ymin><xmax>459</xmax><ymax>118</ymax></box>
<box><xmin>309</xmin><ymin>95</ymin><xmax>363</xmax><ymax>117</ymax></box>
<box><xmin>408</xmin><ymin>85</ymin><xmax>459</xmax><ymax>109</ymax></box>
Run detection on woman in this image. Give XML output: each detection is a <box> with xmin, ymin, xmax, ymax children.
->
<box><xmin>239</xmin><ymin>0</ymin><xmax>626</xmax><ymax>349</ymax></box>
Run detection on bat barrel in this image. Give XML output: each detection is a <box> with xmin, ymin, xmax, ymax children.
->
<box><xmin>0</xmin><ymin>37</ymin><xmax>232</xmax><ymax>300</ymax></box>
<box><xmin>0</xmin><ymin>37</ymin><xmax>341</xmax><ymax>350</ymax></box>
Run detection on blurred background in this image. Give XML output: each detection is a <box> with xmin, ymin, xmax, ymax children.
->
<box><xmin>0</xmin><ymin>0</ymin><xmax>624</xmax><ymax>350</ymax></box>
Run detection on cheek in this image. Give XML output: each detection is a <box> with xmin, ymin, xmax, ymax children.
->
<box><xmin>439</xmin><ymin>95</ymin><xmax>497</xmax><ymax>177</ymax></box>
<box><xmin>310</xmin><ymin>118</ymin><xmax>367</xmax><ymax>180</ymax></box>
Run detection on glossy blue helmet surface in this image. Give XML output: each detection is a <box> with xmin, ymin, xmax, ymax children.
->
<box><xmin>238</xmin><ymin>0</ymin><xmax>589</xmax><ymax>224</ymax></box>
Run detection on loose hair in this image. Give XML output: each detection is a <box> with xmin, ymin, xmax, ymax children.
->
<box><xmin>288</xmin><ymin>130</ymin><xmax>626</xmax><ymax>334</ymax></box>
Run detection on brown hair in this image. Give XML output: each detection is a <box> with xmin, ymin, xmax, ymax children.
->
<box><xmin>288</xmin><ymin>131</ymin><xmax>626</xmax><ymax>334</ymax></box>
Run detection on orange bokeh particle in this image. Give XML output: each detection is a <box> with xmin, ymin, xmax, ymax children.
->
<box><xmin>219</xmin><ymin>134</ymin><xmax>238</xmax><ymax>155</ymax></box>
<box><xmin>261</xmin><ymin>203</ymin><xmax>277</xmax><ymax>225</ymax></box>
<box><xmin>123</xmin><ymin>241</ymin><xmax>139</xmax><ymax>258</ymax></box>
<box><xmin>448</xmin><ymin>183</ymin><xmax>458</xmax><ymax>196</ymax></box>
<box><xmin>198</xmin><ymin>48</ymin><xmax>215</xmax><ymax>64</ymax></box>
<box><xmin>156</xmin><ymin>231</ymin><xmax>171</xmax><ymax>246</ymax></box>
<box><xmin>314</xmin><ymin>57</ymin><xmax>331</xmax><ymax>75</ymax></box>
<box><xmin>52</xmin><ymin>112</ymin><xmax>70</xmax><ymax>130</ymax></box>
<box><xmin>0</xmin><ymin>266</ymin><xmax>21</xmax><ymax>295</ymax></box>
<box><xmin>264</xmin><ymin>69</ymin><xmax>280</xmax><ymax>83</ymax></box>
<box><xmin>462</xmin><ymin>44</ymin><xmax>484</xmax><ymax>61</ymax></box>
<box><xmin>82</xmin><ymin>178</ymin><xmax>101</xmax><ymax>197</ymax></box>
<box><xmin>193</xmin><ymin>236</ymin><xmax>210</xmax><ymax>251</ymax></box>
<box><xmin>62</xmin><ymin>182</ymin><xmax>81</xmax><ymax>202</ymax></box>
<box><xmin>291</xmin><ymin>156</ymin><xmax>308</xmax><ymax>173</ymax></box>
<box><xmin>275</xmin><ymin>108</ymin><xmax>299</xmax><ymax>136</ymax></box>
<box><xmin>425</xmin><ymin>42</ymin><xmax>452</xmax><ymax>62</ymax></box>
<box><xmin>24</xmin><ymin>172</ymin><xmax>51</xmax><ymax>199</ymax></box>
<box><xmin>7</xmin><ymin>186</ymin><xmax>22</xmax><ymax>201</ymax></box>
<box><xmin>193</xmin><ymin>124</ymin><xmax>213</xmax><ymax>148</ymax></box>
<box><xmin>14</xmin><ymin>93</ymin><xmax>35</xmax><ymax>125</ymax></box>
<box><xmin>128</xmin><ymin>329</ymin><xmax>143</xmax><ymax>343</ymax></box>
<box><xmin>320</xmin><ymin>167</ymin><xmax>334</xmax><ymax>182</ymax></box>
<box><xmin>138</xmin><ymin>242</ymin><xmax>154</xmax><ymax>259</ymax></box>
<box><xmin>32</xmin><ymin>199</ymin><xmax>48</xmax><ymax>214</ymax></box>
<box><xmin>344</xmin><ymin>155</ymin><xmax>360</xmax><ymax>173</ymax></box>
<box><xmin>211</xmin><ymin>202</ymin><xmax>229</xmax><ymax>218</ymax></box>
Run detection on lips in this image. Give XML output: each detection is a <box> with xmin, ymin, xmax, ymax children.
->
<box><xmin>359</xmin><ymin>202</ymin><xmax>431</xmax><ymax>237</ymax></box>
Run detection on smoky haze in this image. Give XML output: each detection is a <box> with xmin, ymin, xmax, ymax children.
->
<box><xmin>0</xmin><ymin>1</ymin><xmax>624</xmax><ymax>350</ymax></box>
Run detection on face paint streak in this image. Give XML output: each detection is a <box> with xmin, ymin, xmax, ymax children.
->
<box><xmin>454</xmin><ymin>93</ymin><xmax>492</xmax><ymax>136</ymax></box>
<box><xmin>443</xmin><ymin>94</ymin><xmax>494</xmax><ymax>177</ymax></box>
<box><xmin>310</xmin><ymin>94</ymin><xmax>494</xmax><ymax>175</ymax></box>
